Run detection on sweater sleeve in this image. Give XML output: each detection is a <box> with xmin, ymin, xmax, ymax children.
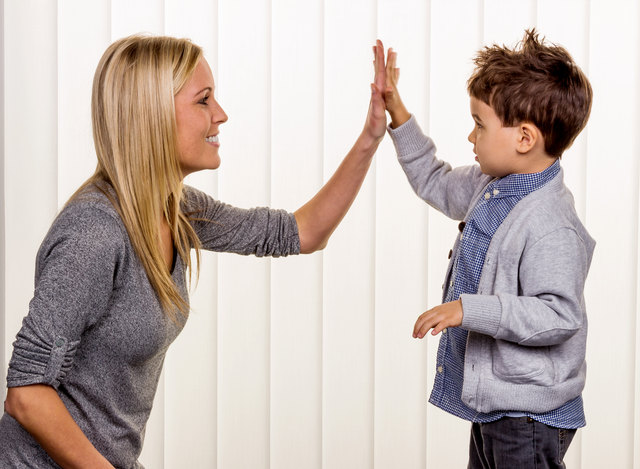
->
<box><xmin>460</xmin><ymin>227</ymin><xmax>590</xmax><ymax>346</ymax></box>
<box><xmin>387</xmin><ymin>115</ymin><xmax>491</xmax><ymax>220</ymax></box>
<box><xmin>182</xmin><ymin>186</ymin><xmax>300</xmax><ymax>257</ymax></box>
<box><xmin>7</xmin><ymin>205</ymin><xmax>123</xmax><ymax>389</ymax></box>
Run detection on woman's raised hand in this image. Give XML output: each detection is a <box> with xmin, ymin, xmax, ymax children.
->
<box><xmin>362</xmin><ymin>39</ymin><xmax>388</xmax><ymax>143</ymax></box>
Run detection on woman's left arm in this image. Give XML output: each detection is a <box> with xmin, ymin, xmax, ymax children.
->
<box><xmin>294</xmin><ymin>40</ymin><xmax>387</xmax><ymax>254</ymax></box>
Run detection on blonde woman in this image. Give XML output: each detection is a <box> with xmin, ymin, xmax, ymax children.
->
<box><xmin>0</xmin><ymin>35</ymin><xmax>387</xmax><ymax>468</ymax></box>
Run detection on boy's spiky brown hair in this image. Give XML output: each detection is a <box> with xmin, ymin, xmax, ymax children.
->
<box><xmin>467</xmin><ymin>29</ymin><xmax>592</xmax><ymax>157</ymax></box>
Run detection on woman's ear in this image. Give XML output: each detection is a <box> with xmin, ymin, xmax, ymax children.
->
<box><xmin>515</xmin><ymin>122</ymin><xmax>539</xmax><ymax>154</ymax></box>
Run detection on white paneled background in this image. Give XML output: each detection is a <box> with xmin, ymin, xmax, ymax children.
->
<box><xmin>1</xmin><ymin>0</ymin><xmax>639</xmax><ymax>467</ymax></box>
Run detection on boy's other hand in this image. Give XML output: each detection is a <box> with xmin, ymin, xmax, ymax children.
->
<box><xmin>385</xmin><ymin>48</ymin><xmax>411</xmax><ymax>128</ymax></box>
<box><xmin>413</xmin><ymin>299</ymin><xmax>463</xmax><ymax>338</ymax></box>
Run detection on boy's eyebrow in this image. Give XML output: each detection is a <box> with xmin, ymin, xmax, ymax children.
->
<box><xmin>472</xmin><ymin>113</ymin><xmax>483</xmax><ymax>122</ymax></box>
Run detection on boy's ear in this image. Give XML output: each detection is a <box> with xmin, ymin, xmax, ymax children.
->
<box><xmin>515</xmin><ymin>122</ymin><xmax>539</xmax><ymax>154</ymax></box>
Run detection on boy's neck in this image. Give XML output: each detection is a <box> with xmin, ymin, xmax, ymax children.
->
<box><xmin>511</xmin><ymin>155</ymin><xmax>558</xmax><ymax>175</ymax></box>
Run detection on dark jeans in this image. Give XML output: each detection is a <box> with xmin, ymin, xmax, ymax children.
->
<box><xmin>468</xmin><ymin>417</ymin><xmax>576</xmax><ymax>469</ymax></box>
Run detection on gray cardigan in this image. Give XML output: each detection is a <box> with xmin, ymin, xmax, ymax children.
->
<box><xmin>389</xmin><ymin>116</ymin><xmax>595</xmax><ymax>414</ymax></box>
<box><xmin>0</xmin><ymin>184</ymin><xmax>300</xmax><ymax>468</ymax></box>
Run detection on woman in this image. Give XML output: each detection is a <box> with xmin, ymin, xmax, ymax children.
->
<box><xmin>0</xmin><ymin>35</ymin><xmax>387</xmax><ymax>468</ymax></box>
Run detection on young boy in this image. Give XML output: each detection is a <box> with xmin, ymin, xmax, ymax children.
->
<box><xmin>384</xmin><ymin>30</ymin><xmax>594</xmax><ymax>468</ymax></box>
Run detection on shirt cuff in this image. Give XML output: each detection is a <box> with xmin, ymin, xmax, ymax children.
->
<box><xmin>7</xmin><ymin>323</ymin><xmax>80</xmax><ymax>389</ymax></box>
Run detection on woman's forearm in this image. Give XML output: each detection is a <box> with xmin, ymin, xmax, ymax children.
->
<box><xmin>5</xmin><ymin>385</ymin><xmax>114</xmax><ymax>469</ymax></box>
<box><xmin>294</xmin><ymin>131</ymin><xmax>379</xmax><ymax>253</ymax></box>
<box><xmin>294</xmin><ymin>40</ymin><xmax>387</xmax><ymax>253</ymax></box>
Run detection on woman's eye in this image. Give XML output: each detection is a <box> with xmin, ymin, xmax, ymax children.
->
<box><xmin>199</xmin><ymin>96</ymin><xmax>210</xmax><ymax>105</ymax></box>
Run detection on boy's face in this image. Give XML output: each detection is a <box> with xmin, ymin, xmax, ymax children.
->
<box><xmin>468</xmin><ymin>97</ymin><xmax>521</xmax><ymax>178</ymax></box>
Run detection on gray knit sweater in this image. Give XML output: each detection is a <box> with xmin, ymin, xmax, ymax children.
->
<box><xmin>389</xmin><ymin>116</ymin><xmax>595</xmax><ymax>414</ymax></box>
<box><xmin>0</xmin><ymin>184</ymin><xmax>300</xmax><ymax>468</ymax></box>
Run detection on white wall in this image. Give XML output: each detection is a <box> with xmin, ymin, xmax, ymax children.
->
<box><xmin>2</xmin><ymin>0</ymin><xmax>639</xmax><ymax>468</ymax></box>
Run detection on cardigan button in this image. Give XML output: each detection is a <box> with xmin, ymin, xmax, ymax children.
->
<box><xmin>448</xmin><ymin>249</ymin><xmax>452</xmax><ymax>259</ymax></box>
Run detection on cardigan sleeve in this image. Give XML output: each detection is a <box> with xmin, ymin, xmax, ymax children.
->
<box><xmin>7</xmin><ymin>205</ymin><xmax>123</xmax><ymax>389</ymax></box>
<box><xmin>387</xmin><ymin>115</ymin><xmax>492</xmax><ymax>221</ymax></box>
<box><xmin>182</xmin><ymin>186</ymin><xmax>300</xmax><ymax>257</ymax></box>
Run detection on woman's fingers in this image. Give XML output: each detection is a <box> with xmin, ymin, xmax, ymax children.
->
<box><xmin>373</xmin><ymin>39</ymin><xmax>386</xmax><ymax>93</ymax></box>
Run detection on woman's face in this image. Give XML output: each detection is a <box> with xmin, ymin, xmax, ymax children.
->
<box><xmin>174</xmin><ymin>58</ymin><xmax>228</xmax><ymax>177</ymax></box>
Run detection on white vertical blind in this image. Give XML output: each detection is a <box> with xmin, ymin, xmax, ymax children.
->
<box><xmin>322</xmin><ymin>1</ymin><xmax>376</xmax><ymax>466</ymax></box>
<box><xmin>2</xmin><ymin>1</ymin><xmax>639</xmax><ymax>468</ymax></box>
<box><xmin>270</xmin><ymin>1</ymin><xmax>323</xmax><ymax>468</ymax></box>
<box><xmin>375</xmin><ymin>2</ymin><xmax>430</xmax><ymax>467</ymax></box>
<box><xmin>216</xmin><ymin>0</ymin><xmax>272</xmax><ymax>467</ymax></box>
<box><xmin>584</xmin><ymin>2</ymin><xmax>640</xmax><ymax>469</ymax></box>
<box><xmin>0</xmin><ymin>0</ymin><xmax>4</xmax><ymax>404</ymax></box>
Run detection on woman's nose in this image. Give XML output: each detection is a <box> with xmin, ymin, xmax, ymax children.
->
<box><xmin>212</xmin><ymin>99</ymin><xmax>228</xmax><ymax>124</ymax></box>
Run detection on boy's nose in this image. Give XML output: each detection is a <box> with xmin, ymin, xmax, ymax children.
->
<box><xmin>467</xmin><ymin>130</ymin><xmax>475</xmax><ymax>144</ymax></box>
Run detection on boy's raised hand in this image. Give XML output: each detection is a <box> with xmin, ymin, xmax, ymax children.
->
<box><xmin>384</xmin><ymin>48</ymin><xmax>411</xmax><ymax>128</ymax></box>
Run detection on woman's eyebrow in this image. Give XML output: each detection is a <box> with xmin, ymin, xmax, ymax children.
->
<box><xmin>194</xmin><ymin>86</ymin><xmax>212</xmax><ymax>97</ymax></box>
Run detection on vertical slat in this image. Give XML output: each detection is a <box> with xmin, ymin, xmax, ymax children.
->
<box><xmin>270</xmin><ymin>0</ymin><xmax>323</xmax><ymax>468</ymax></box>
<box><xmin>584</xmin><ymin>1</ymin><xmax>640</xmax><ymax>468</ymax></box>
<box><xmin>426</xmin><ymin>1</ymin><xmax>485</xmax><ymax>467</ymax></box>
<box><xmin>633</xmin><ymin>10</ymin><xmax>640</xmax><ymax>469</ymax></box>
<box><xmin>322</xmin><ymin>1</ymin><xmax>376</xmax><ymax>467</ymax></box>
<box><xmin>110</xmin><ymin>0</ymin><xmax>164</xmax><ymax>39</ymax></box>
<box><xmin>375</xmin><ymin>1</ymin><xmax>430</xmax><ymax>468</ymax></box>
<box><xmin>163</xmin><ymin>1</ymin><xmax>219</xmax><ymax>466</ymax></box>
<box><xmin>0</xmin><ymin>0</ymin><xmax>5</xmax><ymax>402</ymax></box>
<box><xmin>483</xmin><ymin>0</ymin><xmax>537</xmax><ymax>44</ymax></box>
<box><xmin>3</xmin><ymin>0</ymin><xmax>58</xmax><ymax>395</ymax></box>
<box><xmin>57</xmin><ymin>0</ymin><xmax>110</xmax><ymax>207</ymax></box>
<box><xmin>108</xmin><ymin>2</ymin><xmax>167</xmax><ymax>466</ymax></box>
<box><xmin>216</xmin><ymin>0</ymin><xmax>271</xmax><ymax>467</ymax></box>
<box><xmin>536</xmin><ymin>2</ymin><xmax>590</xmax><ymax>465</ymax></box>
<box><xmin>636</xmin><ymin>182</ymin><xmax>640</xmax><ymax>469</ymax></box>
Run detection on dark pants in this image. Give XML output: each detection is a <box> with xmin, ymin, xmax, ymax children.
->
<box><xmin>468</xmin><ymin>417</ymin><xmax>576</xmax><ymax>469</ymax></box>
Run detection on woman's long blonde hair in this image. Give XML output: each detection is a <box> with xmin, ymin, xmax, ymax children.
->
<box><xmin>74</xmin><ymin>35</ymin><xmax>203</xmax><ymax>317</ymax></box>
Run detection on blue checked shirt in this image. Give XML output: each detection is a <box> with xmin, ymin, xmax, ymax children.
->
<box><xmin>429</xmin><ymin>159</ymin><xmax>586</xmax><ymax>429</ymax></box>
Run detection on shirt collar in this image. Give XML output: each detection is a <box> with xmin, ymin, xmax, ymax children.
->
<box><xmin>490</xmin><ymin>159</ymin><xmax>560</xmax><ymax>197</ymax></box>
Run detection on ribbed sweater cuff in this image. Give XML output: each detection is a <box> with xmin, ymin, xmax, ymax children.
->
<box><xmin>460</xmin><ymin>294</ymin><xmax>502</xmax><ymax>337</ymax></box>
<box><xmin>387</xmin><ymin>115</ymin><xmax>433</xmax><ymax>157</ymax></box>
